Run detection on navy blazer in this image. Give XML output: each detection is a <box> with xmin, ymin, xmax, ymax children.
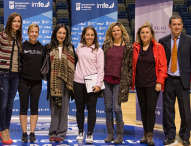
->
<box><xmin>158</xmin><ymin>33</ymin><xmax>191</xmax><ymax>89</ymax></box>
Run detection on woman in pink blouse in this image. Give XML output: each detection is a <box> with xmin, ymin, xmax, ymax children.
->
<box><xmin>73</xmin><ymin>26</ymin><xmax>104</xmax><ymax>144</ymax></box>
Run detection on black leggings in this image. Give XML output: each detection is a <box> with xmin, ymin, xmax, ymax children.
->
<box><xmin>74</xmin><ymin>81</ymin><xmax>98</xmax><ymax>133</ymax></box>
<box><xmin>18</xmin><ymin>79</ymin><xmax>42</xmax><ymax>115</ymax></box>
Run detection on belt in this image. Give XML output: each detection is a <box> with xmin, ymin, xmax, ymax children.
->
<box><xmin>168</xmin><ymin>74</ymin><xmax>180</xmax><ymax>79</ymax></box>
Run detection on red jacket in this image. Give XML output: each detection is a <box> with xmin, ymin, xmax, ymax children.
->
<box><xmin>131</xmin><ymin>39</ymin><xmax>167</xmax><ymax>91</ymax></box>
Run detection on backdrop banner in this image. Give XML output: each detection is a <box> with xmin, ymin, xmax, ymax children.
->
<box><xmin>135</xmin><ymin>0</ymin><xmax>173</xmax><ymax>125</ymax></box>
<box><xmin>4</xmin><ymin>0</ymin><xmax>52</xmax><ymax>115</ymax></box>
<box><xmin>70</xmin><ymin>0</ymin><xmax>117</xmax><ymax>119</ymax></box>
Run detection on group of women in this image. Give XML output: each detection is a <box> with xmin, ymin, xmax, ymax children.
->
<box><xmin>0</xmin><ymin>12</ymin><xmax>167</xmax><ymax>146</ymax></box>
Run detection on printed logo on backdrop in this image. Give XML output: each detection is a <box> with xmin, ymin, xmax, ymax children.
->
<box><xmin>9</xmin><ymin>1</ymin><xmax>14</xmax><ymax>9</ymax></box>
<box><xmin>145</xmin><ymin>21</ymin><xmax>167</xmax><ymax>34</ymax></box>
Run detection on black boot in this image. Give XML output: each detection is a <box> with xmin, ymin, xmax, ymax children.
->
<box><xmin>114</xmin><ymin>122</ymin><xmax>124</xmax><ymax>144</ymax></box>
<box><xmin>104</xmin><ymin>121</ymin><xmax>114</xmax><ymax>143</ymax></box>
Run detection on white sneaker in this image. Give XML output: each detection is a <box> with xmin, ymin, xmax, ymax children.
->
<box><xmin>76</xmin><ymin>130</ymin><xmax>85</xmax><ymax>142</ymax></box>
<box><xmin>85</xmin><ymin>133</ymin><xmax>93</xmax><ymax>143</ymax></box>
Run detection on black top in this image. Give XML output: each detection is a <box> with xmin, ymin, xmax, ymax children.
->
<box><xmin>20</xmin><ymin>40</ymin><xmax>46</xmax><ymax>82</ymax></box>
<box><xmin>135</xmin><ymin>42</ymin><xmax>156</xmax><ymax>87</ymax></box>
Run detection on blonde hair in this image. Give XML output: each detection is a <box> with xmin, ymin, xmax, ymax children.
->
<box><xmin>27</xmin><ymin>23</ymin><xmax>39</xmax><ymax>33</ymax></box>
<box><xmin>136</xmin><ymin>24</ymin><xmax>157</xmax><ymax>44</ymax></box>
<box><xmin>105</xmin><ymin>22</ymin><xmax>129</xmax><ymax>47</ymax></box>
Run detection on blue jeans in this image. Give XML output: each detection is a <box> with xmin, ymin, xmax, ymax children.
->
<box><xmin>103</xmin><ymin>80</ymin><xmax>123</xmax><ymax>122</ymax></box>
<box><xmin>0</xmin><ymin>71</ymin><xmax>19</xmax><ymax>131</ymax></box>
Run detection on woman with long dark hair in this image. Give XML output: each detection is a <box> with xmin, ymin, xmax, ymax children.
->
<box><xmin>74</xmin><ymin>26</ymin><xmax>104</xmax><ymax>144</ymax></box>
<box><xmin>0</xmin><ymin>12</ymin><xmax>22</xmax><ymax>144</ymax></box>
<box><xmin>47</xmin><ymin>23</ymin><xmax>75</xmax><ymax>142</ymax></box>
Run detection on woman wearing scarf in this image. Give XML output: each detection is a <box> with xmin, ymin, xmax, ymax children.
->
<box><xmin>46</xmin><ymin>23</ymin><xmax>75</xmax><ymax>142</ymax></box>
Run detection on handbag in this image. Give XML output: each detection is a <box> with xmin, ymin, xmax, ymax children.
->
<box><xmin>40</xmin><ymin>53</ymin><xmax>50</xmax><ymax>81</ymax></box>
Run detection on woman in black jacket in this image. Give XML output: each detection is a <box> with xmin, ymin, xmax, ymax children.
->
<box><xmin>18</xmin><ymin>23</ymin><xmax>46</xmax><ymax>142</ymax></box>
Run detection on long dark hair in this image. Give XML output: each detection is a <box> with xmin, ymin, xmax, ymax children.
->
<box><xmin>80</xmin><ymin>26</ymin><xmax>99</xmax><ymax>51</ymax></box>
<box><xmin>48</xmin><ymin>23</ymin><xmax>71</xmax><ymax>50</ymax></box>
<box><xmin>5</xmin><ymin>12</ymin><xmax>22</xmax><ymax>48</ymax></box>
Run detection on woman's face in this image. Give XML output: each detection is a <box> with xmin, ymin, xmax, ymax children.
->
<box><xmin>112</xmin><ymin>25</ymin><xmax>122</xmax><ymax>40</ymax></box>
<box><xmin>56</xmin><ymin>27</ymin><xmax>67</xmax><ymax>45</ymax></box>
<box><xmin>12</xmin><ymin>16</ymin><xmax>21</xmax><ymax>32</ymax></box>
<box><xmin>140</xmin><ymin>27</ymin><xmax>153</xmax><ymax>43</ymax></box>
<box><xmin>28</xmin><ymin>27</ymin><xmax>39</xmax><ymax>43</ymax></box>
<box><xmin>83</xmin><ymin>29</ymin><xmax>95</xmax><ymax>47</ymax></box>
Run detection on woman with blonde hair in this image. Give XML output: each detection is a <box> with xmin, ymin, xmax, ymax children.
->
<box><xmin>102</xmin><ymin>22</ymin><xmax>133</xmax><ymax>144</ymax></box>
<box><xmin>0</xmin><ymin>12</ymin><xmax>22</xmax><ymax>144</ymax></box>
<box><xmin>131</xmin><ymin>24</ymin><xmax>167</xmax><ymax>146</ymax></box>
<box><xmin>18</xmin><ymin>23</ymin><xmax>46</xmax><ymax>142</ymax></box>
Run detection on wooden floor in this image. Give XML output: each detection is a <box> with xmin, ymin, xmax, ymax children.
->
<box><xmin>122</xmin><ymin>93</ymin><xmax>191</xmax><ymax>146</ymax></box>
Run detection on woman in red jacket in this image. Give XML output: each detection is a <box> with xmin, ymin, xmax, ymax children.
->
<box><xmin>131</xmin><ymin>24</ymin><xmax>167</xmax><ymax>146</ymax></box>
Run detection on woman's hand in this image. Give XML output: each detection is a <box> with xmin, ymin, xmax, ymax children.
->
<box><xmin>155</xmin><ymin>83</ymin><xmax>162</xmax><ymax>92</ymax></box>
<box><xmin>92</xmin><ymin>86</ymin><xmax>101</xmax><ymax>93</ymax></box>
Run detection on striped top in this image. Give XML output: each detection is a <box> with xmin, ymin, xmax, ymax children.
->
<box><xmin>0</xmin><ymin>31</ymin><xmax>21</xmax><ymax>72</ymax></box>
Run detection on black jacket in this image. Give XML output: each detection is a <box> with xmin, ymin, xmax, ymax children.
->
<box><xmin>159</xmin><ymin>33</ymin><xmax>191</xmax><ymax>89</ymax></box>
<box><xmin>20</xmin><ymin>40</ymin><xmax>46</xmax><ymax>81</ymax></box>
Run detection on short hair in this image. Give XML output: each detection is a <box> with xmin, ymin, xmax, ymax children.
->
<box><xmin>105</xmin><ymin>22</ymin><xmax>130</xmax><ymax>47</ymax></box>
<box><xmin>136</xmin><ymin>24</ymin><xmax>157</xmax><ymax>44</ymax></box>
<box><xmin>80</xmin><ymin>25</ymin><xmax>99</xmax><ymax>51</ymax></box>
<box><xmin>169</xmin><ymin>15</ymin><xmax>183</xmax><ymax>25</ymax></box>
<box><xmin>28</xmin><ymin>23</ymin><xmax>39</xmax><ymax>33</ymax></box>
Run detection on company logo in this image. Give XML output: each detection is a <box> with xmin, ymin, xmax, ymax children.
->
<box><xmin>44</xmin><ymin>36</ymin><xmax>51</xmax><ymax>39</ymax></box>
<box><xmin>32</xmin><ymin>1</ymin><xmax>50</xmax><ymax>7</ymax></box>
<box><xmin>78</xmin><ymin>33</ymin><xmax>82</xmax><ymax>35</ymax></box>
<box><xmin>23</xmin><ymin>20</ymin><xmax>31</xmax><ymax>24</ymax></box>
<box><xmin>78</xmin><ymin>23</ymin><xmax>86</xmax><ymax>25</ymax></box>
<box><xmin>97</xmin><ymin>32</ymin><xmax>104</xmax><ymax>35</ymax></box>
<box><xmin>97</xmin><ymin>2</ymin><xmax>114</xmax><ymax>8</ymax></box>
<box><xmin>72</xmin><ymin>27</ymin><xmax>79</xmax><ymax>31</ymax></box>
<box><xmin>88</xmin><ymin>22</ymin><xmax>96</xmax><ymax>25</ymax></box>
<box><xmin>81</xmin><ymin>27</ymin><xmax>84</xmax><ymax>30</ymax></box>
<box><xmin>72</xmin><ymin>37</ymin><xmax>78</xmax><ymax>41</ymax></box>
<box><xmin>25</xmin><ymin>36</ymin><xmax>29</xmax><ymax>39</ymax></box>
<box><xmin>99</xmin><ymin>42</ymin><xmax>103</xmax><ymax>46</ymax></box>
<box><xmin>106</xmin><ymin>21</ymin><xmax>113</xmax><ymax>25</ymax></box>
<box><xmin>44</xmin><ymin>26</ymin><xmax>51</xmax><ymax>29</ymax></box>
<box><xmin>32</xmin><ymin>21</ymin><xmax>40</xmax><ymax>24</ymax></box>
<box><xmin>99</xmin><ymin>26</ymin><xmax>107</xmax><ymax>30</ymax></box>
<box><xmin>97</xmin><ymin>22</ymin><xmax>104</xmax><ymax>25</ymax></box>
<box><xmin>99</xmin><ymin>36</ymin><xmax>105</xmax><ymax>41</ymax></box>
<box><xmin>71</xmin><ymin>32</ymin><xmax>78</xmax><ymax>35</ymax></box>
<box><xmin>76</xmin><ymin>3</ymin><xmax>81</xmax><ymax>11</ymax></box>
<box><xmin>42</xmin><ymin>20</ymin><xmax>50</xmax><ymax>24</ymax></box>
<box><xmin>43</xmin><ymin>40</ymin><xmax>50</xmax><ymax>44</ymax></box>
<box><xmin>42</xmin><ymin>30</ymin><xmax>50</xmax><ymax>34</ymax></box>
<box><xmin>9</xmin><ymin>1</ymin><xmax>14</xmax><ymax>9</ymax></box>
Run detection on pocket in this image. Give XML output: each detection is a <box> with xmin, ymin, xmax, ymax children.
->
<box><xmin>186</xmin><ymin>68</ymin><xmax>191</xmax><ymax>73</ymax></box>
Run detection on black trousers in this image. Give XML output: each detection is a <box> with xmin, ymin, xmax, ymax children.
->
<box><xmin>163</xmin><ymin>76</ymin><xmax>190</xmax><ymax>140</ymax></box>
<box><xmin>136</xmin><ymin>86</ymin><xmax>159</xmax><ymax>132</ymax></box>
<box><xmin>74</xmin><ymin>81</ymin><xmax>98</xmax><ymax>133</ymax></box>
<box><xmin>18</xmin><ymin>79</ymin><xmax>42</xmax><ymax>115</ymax></box>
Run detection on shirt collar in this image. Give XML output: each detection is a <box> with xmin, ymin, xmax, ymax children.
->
<box><xmin>171</xmin><ymin>33</ymin><xmax>181</xmax><ymax>39</ymax></box>
<box><xmin>81</xmin><ymin>43</ymin><xmax>95</xmax><ymax>49</ymax></box>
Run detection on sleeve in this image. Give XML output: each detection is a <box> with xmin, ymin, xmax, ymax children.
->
<box><xmin>96</xmin><ymin>48</ymin><xmax>104</xmax><ymax>87</ymax></box>
<box><xmin>156</xmin><ymin>44</ymin><xmax>168</xmax><ymax>85</ymax></box>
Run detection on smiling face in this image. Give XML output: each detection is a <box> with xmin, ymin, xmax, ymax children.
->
<box><xmin>12</xmin><ymin>16</ymin><xmax>21</xmax><ymax>32</ymax></box>
<box><xmin>56</xmin><ymin>27</ymin><xmax>66</xmax><ymax>45</ymax></box>
<box><xmin>28</xmin><ymin>27</ymin><xmax>39</xmax><ymax>44</ymax></box>
<box><xmin>83</xmin><ymin>29</ymin><xmax>95</xmax><ymax>47</ymax></box>
<box><xmin>112</xmin><ymin>25</ymin><xmax>122</xmax><ymax>40</ymax></box>
<box><xmin>140</xmin><ymin>27</ymin><xmax>153</xmax><ymax>44</ymax></box>
<box><xmin>169</xmin><ymin>18</ymin><xmax>183</xmax><ymax>37</ymax></box>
